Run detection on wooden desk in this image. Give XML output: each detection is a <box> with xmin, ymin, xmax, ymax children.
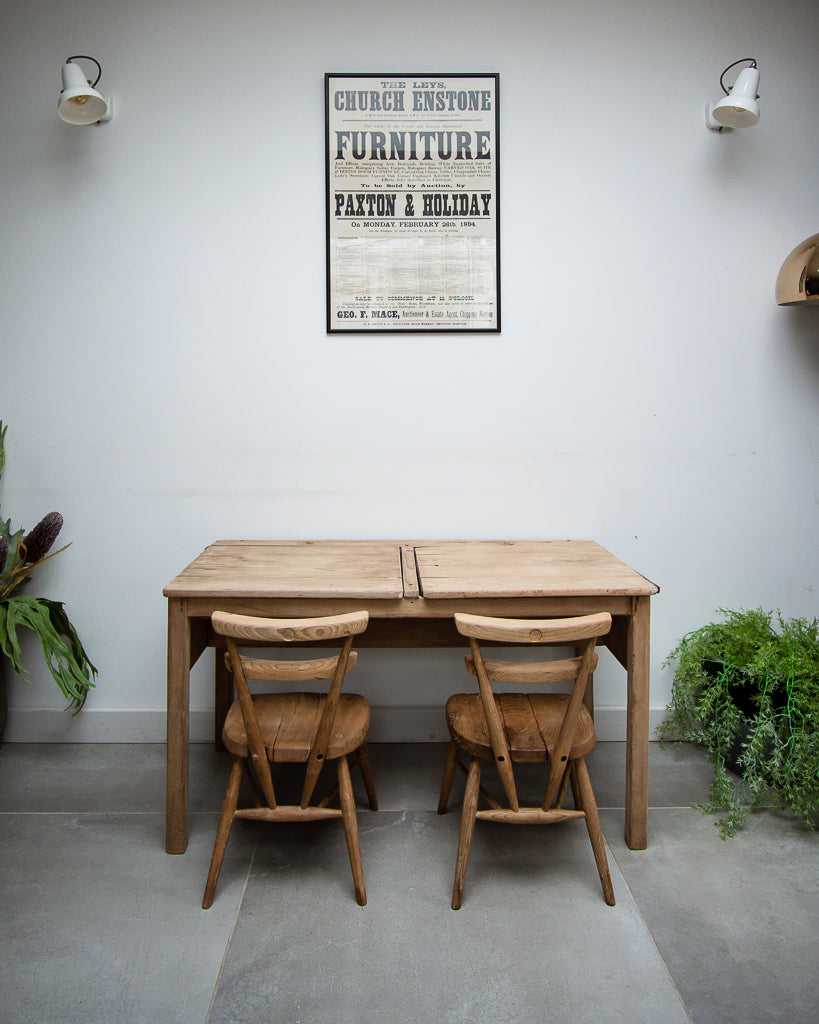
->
<box><xmin>164</xmin><ymin>540</ymin><xmax>659</xmax><ymax>854</ymax></box>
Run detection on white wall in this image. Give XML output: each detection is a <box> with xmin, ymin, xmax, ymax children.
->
<box><xmin>2</xmin><ymin>0</ymin><xmax>818</xmax><ymax>741</ymax></box>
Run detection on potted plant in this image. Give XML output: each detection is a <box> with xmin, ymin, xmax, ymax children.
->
<box><xmin>0</xmin><ymin>422</ymin><xmax>96</xmax><ymax>738</ymax></box>
<box><xmin>659</xmin><ymin>607</ymin><xmax>819</xmax><ymax>837</ymax></box>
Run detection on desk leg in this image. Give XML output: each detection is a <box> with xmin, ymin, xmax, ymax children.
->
<box><xmin>625</xmin><ymin>596</ymin><xmax>650</xmax><ymax>850</ymax></box>
<box><xmin>166</xmin><ymin>598</ymin><xmax>190</xmax><ymax>854</ymax></box>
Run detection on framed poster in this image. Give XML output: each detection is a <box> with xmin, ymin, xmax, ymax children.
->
<box><xmin>325</xmin><ymin>73</ymin><xmax>500</xmax><ymax>333</ymax></box>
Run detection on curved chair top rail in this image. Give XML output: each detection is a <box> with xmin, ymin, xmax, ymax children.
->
<box><xmin>454</xmin><ymin>611</ymin><xmax>612</xmax><ymax>645</ymax></box>
<box><xmin>211</xmin><ymin>609</ymin><xmax>369</xmax><ymax>643</ymax></box>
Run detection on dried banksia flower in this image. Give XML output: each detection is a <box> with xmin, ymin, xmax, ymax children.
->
<box><xmin>0</xmin><ymin>534</ymin><xmax>7</xmax><ymax>573</ymax></box>
<box><xmin>21</xmin><ymin>511</ymin><xmax>63</xmax><ymax>564</ymax></box>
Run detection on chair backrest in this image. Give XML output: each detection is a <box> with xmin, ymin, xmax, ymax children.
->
<box><xmin>211</xmin><ymin>610</ymin><xmax>369</xmax><ymax>809</ymax></box>
<box><xmin>453</xmin><ymin>611</ymin><xmax>612</xmax><ymax>812</ymax></box>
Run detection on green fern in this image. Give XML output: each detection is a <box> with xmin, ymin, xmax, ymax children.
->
<box><xmin>660</xmin><ymin>608</ymin><xmax>819</xmax><ymax>837</ymax></box>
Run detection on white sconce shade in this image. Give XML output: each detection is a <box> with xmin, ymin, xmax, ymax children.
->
<box><xmin>706</xmin><ymin>59</ymin><xmax>760</xmax><ymax>131</ymax></box>
<box><xmin>58</xmin><ymin>56</ymin><xmax>111</xmax><ymax>125</ymax></box>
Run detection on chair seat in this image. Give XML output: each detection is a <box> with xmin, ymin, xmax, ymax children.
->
<box><xmin>445</xmin><ymin>692</ymin><xmax>596</xmax><ymax>763</ymax></box>
<box><xmin>223</xmin><ymin>692</ymin><xmax>370</xmax><ymax>762</ymax></box>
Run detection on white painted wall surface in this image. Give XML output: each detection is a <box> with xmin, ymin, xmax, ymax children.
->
<box><xmin>1</xmin><ymin>0</ymin><xmax>818</xmax><ymax>740</ymax></box>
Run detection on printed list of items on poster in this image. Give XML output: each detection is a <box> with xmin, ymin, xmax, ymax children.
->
<box><xmin>327</xmin><ymin>76</ymin><xmax>499</xmax><ymax>331</ymax></box>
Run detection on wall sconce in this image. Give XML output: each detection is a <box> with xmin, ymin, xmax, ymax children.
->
<box><xmin>58</xmin><ymin>55</ymin><xmax>112</xmax><ymax>125</ymax></box>
<box><xmin>706</xmin><ymin>58</ymin><xmax>760</xmax><ymax>131</ymax></box>
<box><xmin>776</xmin><ymin>234</ymin><xmax>819</xmax><ymax>306</ymax></box>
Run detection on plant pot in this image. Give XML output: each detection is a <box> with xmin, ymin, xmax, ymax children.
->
<box><xmin>702</xmin><ymin>660</ymin><xmax>783</xmax><ymax>777</ymax></box>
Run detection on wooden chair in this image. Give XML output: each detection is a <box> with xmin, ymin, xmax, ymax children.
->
<box><xmin>438</xmin><ymin>611</ymin><xmax>615</xmax><ymax>910</ymax></box>
<box><xmin>202</xmin><ymin>610</ymin><xmax>378</xmax><ymax>908</ymax></box>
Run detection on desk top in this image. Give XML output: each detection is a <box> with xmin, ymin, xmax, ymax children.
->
<box><xmin>164</xmin><ymin>540</ymin><xmax>658</xmax><ymax>601</ymax></box>
<box><xmin>414</xmin><ymin>541</ymin><xmax>658</xmax><ymax>598</ymax></box>
<box><xmin>164</xmin><ymin>540</ymin><xmax>405</xmax><ymax>599</ymax></box>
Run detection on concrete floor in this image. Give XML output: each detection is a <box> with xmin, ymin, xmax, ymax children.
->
<box><xmin>0</xmin><ymin>740</ymin><xmax>817</xmax><ymax>1024</ymax></box>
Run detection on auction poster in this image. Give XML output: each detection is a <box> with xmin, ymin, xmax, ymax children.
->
<box><xmin>325</xmin><ymin>73</ymin><xmax>500</xmax><ymax>333</ymax></box>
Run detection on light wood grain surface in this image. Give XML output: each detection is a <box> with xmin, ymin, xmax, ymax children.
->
<box><xmin>165</xmin><ymin>539</ymin><xmax>658</xmax><ymax>601</ymax></box>
<box><xmin>164</xmin><ymin>541</ymin><xmax>404</xmax><ymax>599</ymax></box>
<box><xmin>415</xmin><ymin>541</ymin><xmax>658</xmax><ymax>598</ymax></box>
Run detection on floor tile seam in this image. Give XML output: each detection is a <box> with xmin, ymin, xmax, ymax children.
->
<box><xmin>0</xmin><ymin>809</ymin><xmax>225</xmax><ymax>814</ymax></box>
<box><xmin>0</xmin><ymin>806</ymin><xmax>713</xmax><ymax>817</ymax></box>
<box><xmin>0</xmin><ymin>809</ymin><xmax>176</xmax><ymax>816</ymax></box>
<box><xmin>605</xmin><ymin>838</ymin><xmax>696</xmax><ymax>1024</ymax></box>
<box><xmin>205</xmin><ymin>840</ymin><xmax>259</xmax><ymax>1024</ymax></box>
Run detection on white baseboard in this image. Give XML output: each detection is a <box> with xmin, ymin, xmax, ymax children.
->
<box><xmin>1</xmin><ymin>706</ymin><xmax>670</xmax><ymax>744</ymax></box>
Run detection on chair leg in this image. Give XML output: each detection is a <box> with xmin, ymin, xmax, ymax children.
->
<box><xmin>438</xmin><ymin>737</ymin><xmax>459</xmax><ymax>814</ymax></box>
<box><xmin>244</xmin><ymin>757</ymin><xmax>265</xmax><ymax>808</ymax></box>
<box><xmin>357</xmin><ymin>741</ymin><xmax>379</xmax><ymax>811</ymax></box>
<box><xmin>337</xmin><ymin>755</ymin><xmax>367</xmax><ymax>906</ymax></box>
<box><xmin>203</xmin><ymin>756</ymin><xmax>244</xmax><ymax>909</ymax></box>
<box><xmin>568</xmin><ymin>760</ymin><xmax>581</xmax><ymax>810</ymax></box>
<box><xmin>452</xmin><ymin>756</ymin><xmax>481</xmax><ymax>910</ymax></box>
<box><xmin>555</xmin><ymin>763</ymin><xmax>571</xmax><ymax>809</ymax></box>
<box><xmin>573</xmin><ymin>756</ymin><xmax>615</xmax><ymax>907</ymax></box>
